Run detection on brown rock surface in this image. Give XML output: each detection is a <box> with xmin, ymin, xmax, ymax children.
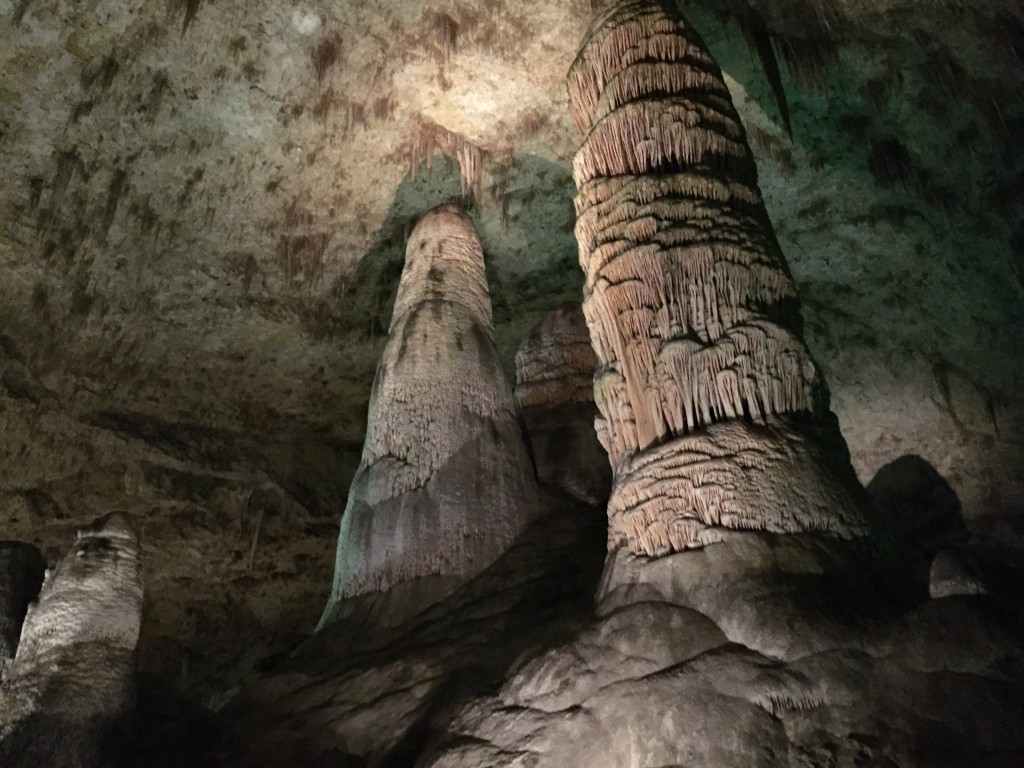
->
<box><xmin>514</xmin><ymin>303</ymin><xmax>611</xmax><ymax>505</ymax></box>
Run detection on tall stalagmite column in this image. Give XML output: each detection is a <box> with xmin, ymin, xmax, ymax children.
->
<box><xmin>0</xmin><ymin>514</ymin><xmax>143</xmax><ymax>768</ymax></box>
<box><xmin>569</xmin><ymin>1</ymin><xmax>867</xmax><ymax>556</ymax></box>
<box><xmin>321</xmin><ymin>204</ymin><xmax>541</xmax><ymax>628</ymax></box>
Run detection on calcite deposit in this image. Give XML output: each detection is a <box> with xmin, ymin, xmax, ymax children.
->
<box><xmin>0</xmin><ymin>541</ymin><xmax>45</xmax><ymax>676</ymax></box>
<box><xmin>0</xmin><ymin>0</ymin><xmax>1021</xmax><ymax>764</ymax></box>
<box><xmin>570</xmin><ymin>0</ymin><xmax>867</xmax><ymax>554</ymax></box>
<box><xmin>0</xmin><ymin>514</ymin><xmax>143</xmax><ymax>768</ymax></box>
<box><xmin>514</xmin><ymin>303</ymin><xmax>610</xmax><ymax>504</ymax></box>
<box><xmin>321</xmin><ymin>204</ymin><xmax>540</xmax><ymax>628</ymax></box>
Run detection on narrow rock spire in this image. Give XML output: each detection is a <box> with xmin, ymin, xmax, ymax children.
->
<box><xmin>568</xmin><ymin>0</ymin><xmax>867</xmax><ymax>555</ymax></box>
<box><xmin>321</xmin><ymin>204</ymin><xmax>541</xmax><ymax>628</ymax></box>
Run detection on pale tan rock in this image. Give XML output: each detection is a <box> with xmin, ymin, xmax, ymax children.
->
<box><xmin>514</xmin><ymin>303</ymin><xmax>597</xmax><ymax>411</ymax></box>
<box><xmin>605</xmin><ymin>418</ymin><xmax>868</xmax><ymax>557</ymax></box>
<box><xmin>0</xmin><ymin>513</ymin><xmax>143</xmax><ymax>768</ymax></box>
<box><xmin>321</xmin><ymin>204</ymin><xmax>541</xmax><ymax>628</ymax></box>
<box><xmin>514</xmin><ymin>303</ymin><xmax>611</xmax><ymax>504</ymax></box>
<box><xmin>0</xmin><ymin>542</ymin><xmax>45</xmax><ymax>678</ymax></box>
<box><xmin>569</xmin><ymin>0</ymin><xmax>867</xmax><ymax>552</ymax></box>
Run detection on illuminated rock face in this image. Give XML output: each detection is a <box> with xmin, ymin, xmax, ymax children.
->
<box><xmin>321</xmin><ymin>204</ymin><xmax>541</xmax><ymax>628</ymax></box>
<box><xmin>514</xmin><ymin>304</ymin><xmax>611</xmax><ymax>505</ymax></box>
<box><xmin>0</xmin><ymin>514</ymin><xmax>143</xmax><ymax>768</ymax></box>
<box><xmin>0</xmin><ymin>542</ymin><xmax>45</xmax><ymax>677</ymax></box>
<box><xmin>568</xmin><ymin>0</ymin><xmax>867</xmax><ymax>555</ymax></box>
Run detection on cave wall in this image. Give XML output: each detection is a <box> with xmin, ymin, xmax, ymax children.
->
<box><xmin>1</xmin><ymin>0</ymin><xmax>1022</xmax><ymax>692</ymax></box>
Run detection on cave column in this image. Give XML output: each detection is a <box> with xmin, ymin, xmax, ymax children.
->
<box><xmin>568</xmin><ymin>0</ymin><xmax>867</xmax><ymax>556</ymax></box>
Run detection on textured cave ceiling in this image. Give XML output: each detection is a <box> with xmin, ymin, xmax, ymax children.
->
<box><xmin>1</xmin><ymin>0</ymin><xmax>1023</xmax><ymax>698</ymax></box>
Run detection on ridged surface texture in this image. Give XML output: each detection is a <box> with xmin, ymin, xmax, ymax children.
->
<box><xmin>569</xmin><ymin>0</ymin><xmax>867</xmax><ymax>554</ymax></box>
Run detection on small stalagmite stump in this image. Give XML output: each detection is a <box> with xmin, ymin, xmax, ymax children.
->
<box><xmin>0</xmin><ymin>513</ymin><xmax>144</xmax><ymax>768</ymax></box>
<box><xmin>0</xmin><ymin>541</ymin><xmax>46</xmax><ymax>677</ymax></box>
<box><xmin>515</xmin><ymin>303</ymin><xmax>611</xmax><ymax>505</ymax></box>
<box><xmin>568</xmin><ymin>0</ymin><xmax>867</xmax><ymax>555</ymax></box>
<box><xmin>321</xmin><ymin>204</ymin><xmax>541</xmax><ymax>628</ymax></box>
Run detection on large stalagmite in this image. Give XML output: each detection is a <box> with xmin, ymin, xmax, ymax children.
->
<box><xmin>569</xmin><ymin>0</ymin><xmax>868</xmax><ymax>555</ymax></box>
<box><xmin>0</xmin><ymin>514</ymin><xmax>143</xmax><ymax>768</ymax></box>
<box><xmin>321</xmin><ymin>204</ymin><xmax>541</xmax><ymax>628</ymax></box>
<box><xmin>515</xmin><ymin>303</ymin><xmax>611</xmax><ymax>505</ymax></box>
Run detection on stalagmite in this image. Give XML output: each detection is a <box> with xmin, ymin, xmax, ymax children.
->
<box><xmin>568</xmin><ymin>0</ymin><xmax>867</xmax><ymax>555</ymax></box>
<box><xmin>0</xmin><ymin>542</ymin><xmax>45</xmax><ymax>678</ymax></box>
<box><xmin>321</xmin><ymin>204</ymin><xmax>541</xmax><ymax>628</ymax></box>
<box><xmin>0</xmin><ymin>514</ymin><xmax>143</xmax><ymax>768</ymax></box>
<box><xmin>515</xmin><ymin>304</ymin><xmax>611</xmax><ymax>505</ymax></box>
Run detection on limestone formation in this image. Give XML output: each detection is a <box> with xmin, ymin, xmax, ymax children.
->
<box><xmin>321</xmin><ymin>204</ymin><xmax>541</xmax><ymax>628</ymax></box>
<box><xmin>0</xmin><ymin>514</ymin><xmax>144</xmax><ymax>768</ymax></box>
<box><xmin>514</xmin><ymin>303</ymin><xmax>611</xmax><ymax>505</ymax></box>
<box><xmin>568</xmin><ymin>0</ymin><xmax>867</xmax><ymax>555</ymax></box>
<box><xmin>929</xmin><ymin>548</ymin><xmax>988</xmax><ymax>598</ymax></box>
<box><xmin>0</xmin><ymin>542</ymin><xmax>45</xmax><ymax>678</ymax></box>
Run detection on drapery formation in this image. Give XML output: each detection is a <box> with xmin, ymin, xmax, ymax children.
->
<box><xmin>569</xmin><ymin>1</ymin><xmax>866</xmax><ymax>555</ymax></box>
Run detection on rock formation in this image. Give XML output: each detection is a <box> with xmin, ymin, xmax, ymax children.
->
<box><xmin>569</xmin><ymin>0</ymin><xmax>868</xmax><ymax>556</ymax></box>
<box><xmin>128</xmin><ymin>5</ymin><xmax>1023</xmax><ymax>763</ymax></box>
<box><xmin>0</xmin><ymin>542</ymin><xmax>45</xmax><ymax>677</ymax></box>
<box><xmin>0</xmin><ymin>514</ymin><xmax>144</xmax><ymax>768</ymax></box>
<box><xmin>320</xmin><ymin>203</ymin><xmax>541</xmax><ymax>628</ymax></box>
<box><xmin>514</xmin><ymin>303</ymin><xmax>611</xmax><ymax>505</ymax></box>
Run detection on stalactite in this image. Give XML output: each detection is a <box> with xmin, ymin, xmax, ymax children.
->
<box><xmin>739</xmin><ymin>16</ymin><xmax>793</xmax><ymax>137</ymax></box>
<box><xmin>401</xmin><ymin>120</ymin><xmax>485</xmax><ymax>199</ymax></box>
<box><xmin>569</xmin><ymin>0</ymin><xmax>867</xmax><ymax>555</ymax></box>
<box><xmin>772</xmin><ymin>34</ymin><xmax>838</xmax><ymax>92</ymax></box>
<box><xmin>431</xmin><ymin>12</ymin><xmax>460</xmax><ymax>61</ymax></box>
<box><xmin>180</xmin><ymin>0</ymin><xmax>201</xmax><ymax>35</ymax></box>
<box><xmin>312</xmin><ymin>33</ymin><xmax>342</xmax><ymax>83</ymax></box>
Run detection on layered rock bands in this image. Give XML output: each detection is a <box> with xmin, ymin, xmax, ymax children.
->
<box><xmin>568</xmin><ymin>0</ymin><xmax>867</xmax><ymax>555</ymax></box>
